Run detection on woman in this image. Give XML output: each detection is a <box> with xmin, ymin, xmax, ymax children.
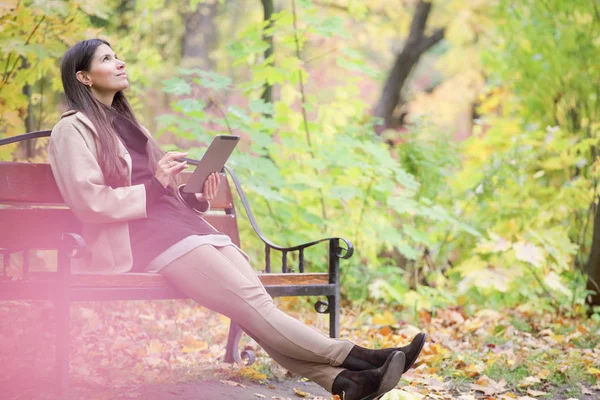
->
<box><xmin>49</xmin><ymin>39</ymin><xmax>426</xmax><ymax>400</ymax></box>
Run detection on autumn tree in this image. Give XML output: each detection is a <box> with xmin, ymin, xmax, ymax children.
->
<box><xmin>373</xmin><ymin>0</ymin><xmax>445</xmax><ymax>130</ymax></box>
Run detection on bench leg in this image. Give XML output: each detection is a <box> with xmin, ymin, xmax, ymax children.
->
<box><xmin>224</xmin><ymin>320</ymin><xmax>255</xmax><ymax>365</ymax></box>
<box><xmin>224</xmin><ymin>320</ymin><xmax>243</xmax><ymax>363</ymax></box>
<box><xmin>55</xmin><ymin>248</ymin><xmax>71</xmax><ymax>398</ymax></box>
<box><xmin>328</xmin><ymin>293</ymin><xmax>340</xmax><ymax>338</ymax></box>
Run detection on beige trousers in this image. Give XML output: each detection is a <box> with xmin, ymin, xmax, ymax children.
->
<box><xmin>160</xmin><ymin>244</ymin><xmax>354</xmax><ymax>392</ymax></box>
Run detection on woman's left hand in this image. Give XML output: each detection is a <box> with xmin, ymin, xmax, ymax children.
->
<box><xmin>195</xmin><ymin>172</ymin><xmax>220</xmax><ymax>201</ymax></box>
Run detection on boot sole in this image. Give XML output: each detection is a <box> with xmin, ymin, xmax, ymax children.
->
<box><xmin>360</xmin><ymin>351</ymin><xmax>406</xmax><ymax>400</ymax></box>
<box><xmin>404</xmin><ymin>332</ymin><xmax>427</xmax><ymax>373</ymax></box>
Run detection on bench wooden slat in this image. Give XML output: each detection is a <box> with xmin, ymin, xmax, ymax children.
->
<box><xmin>26</xmin><ymin>272</ymin><xmax>328</xmax><ymax>287</ymax></box>
<box><xmin>0</xmin><ymin>209</ymin><xmax>240</xmax><ymax>248</ymax></box>
<box><xmin>0</xmin><ymin>208</ymin><xmax>81</xmax><ymax>249</ymax></box>
<box><xmin>0</xmin><ymin>163</ymin><xmax>234</xmax><ymax>209</ymax></box>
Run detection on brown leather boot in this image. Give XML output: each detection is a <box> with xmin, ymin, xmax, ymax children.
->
<box><xmin>343</xmin><ymin>333</ymin><xmax>427</xmax><ymax>372</ymax></box>
<box><xmin>332</xmin><ymin>351</ymin><xmax>406</xmax><ymax>400</ymax></box>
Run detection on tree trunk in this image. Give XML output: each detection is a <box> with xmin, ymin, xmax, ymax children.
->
<box><xmin>181</xmin><ymin>0</ymin><xmax>219</xmax><ymax>69</ymax></box>
<box><xmin>373</xmin><ymin>0</ymin><xmax>445</xmax><ymax>130</ymax></box>
<box><xmin>21</xmin><ymin>56</ymin><xmax>35</xmax><ymax>159</ymax></box>
<box><xmin>261</xmin><ymin>0</ymin><xmax>274</xmax><ymax>104</ymax></box>
<box><xmin>586</xmin><ymin>199</ymin><xmax>600</xmax><ymax>306</ymax></box>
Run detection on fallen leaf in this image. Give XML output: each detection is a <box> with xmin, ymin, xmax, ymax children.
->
<box><xmin>526</xmin><ymin>389</ymin><xmax>547</xmax><ymax>397</ymax></box>
<box><xmin>518</xmin><ymin>376</ymin><xmax>541</xmax><ymax>388</ymax></box>
<box><xmin>293</xmin><ymin>388</ymin><xmax>310</xmax><ymax>397</ymax></box>
<box><xmin>373</xmin><ymin>310</ymin><xmax>396</xmax><ymax>326</ymax></box>
<box><xmin>534</xmin><ymin>369</ymin><xmax>550</xmax><ymax>380</ymax></box>
<box><xmin>379</xmin><ymin>325</ymin><xmax>393</xmax><ymax>337</ymax></box>
<box><xmin>380</xmin><ymin>389</ymin><xmax>425</xmax><ymax>400</ymax></box>
<box><xmin>220</xmin><ymin>380</ymin><xmax>247</xmax><ymax>388</ymax></box>
<box><xmin>587</xmin><ymin>367</ymin><xmax>600</xmax><ymax>378</ymax></box>
<box><xmin>471</xmin><ymin>376</ymin><xmax>508</xmax><ymax>396</ymax></box>
<box><xmin>254</xmin><ymin>394</ymin><xmax>266</xmax><ymax>398</ymax></box>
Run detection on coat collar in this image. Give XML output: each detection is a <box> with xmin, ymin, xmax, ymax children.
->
<box><xmin>60</xmin><ymin>109</ymin><xmax>152</xmax><ymax>140</ymax></box>
<box><xmin>60</xmin><ymin>109</ymin><xmax>96</xmax><ymax>133</ymax></box>
<box><xmin>60</xmin><ymin>110</ymin><xmax>131</xmax><ymax>166</ymax></box>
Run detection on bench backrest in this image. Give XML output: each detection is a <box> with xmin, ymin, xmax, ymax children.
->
<box><xmin>0</xmin><ymin>162</ymin><xmax>241</xmax><ymax>252</ymax></box>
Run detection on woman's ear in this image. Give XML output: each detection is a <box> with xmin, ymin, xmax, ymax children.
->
<box><xmin>76</xmin><ymin>70</ymin><xmax>92</xmax><ymax>87</ymax></box>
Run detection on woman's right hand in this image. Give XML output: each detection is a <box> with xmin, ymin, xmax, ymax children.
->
<box><xmin>155</xmin><ymin>151</ymin><xmax>188</xmax><ymax>188</ymax></box>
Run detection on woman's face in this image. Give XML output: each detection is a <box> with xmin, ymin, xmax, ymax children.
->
<box><xmin>77</xmin><ymin>44</ymin><xmax>128</xmax><ymax>101</ymax></box>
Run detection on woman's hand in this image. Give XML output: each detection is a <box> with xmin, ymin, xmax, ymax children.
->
<box><xmin>155</xmin><ymin>151</ymin><xmax>188</xmax><ymax>188</ymax></box>
<box><xmin>196</xmin><ymin>172</ymin><xmax>220</xmax><ymax>201</ymax></box>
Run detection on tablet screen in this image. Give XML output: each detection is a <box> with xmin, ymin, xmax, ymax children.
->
<box><xmin>182</xmin><ymin>135</ymin><xmax>240</xmax><ymax>193</ymax></box>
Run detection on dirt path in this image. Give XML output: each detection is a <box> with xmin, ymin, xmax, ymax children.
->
<box><xmin>111</xmin><ymin>378</ymin><xmax>331</xmax><ymax>400</ymax></box>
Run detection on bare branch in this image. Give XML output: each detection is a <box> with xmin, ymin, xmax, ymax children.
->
<box><xmin>416</xmin><ymin>27</ymin><xmax>445</xmax><ymax>54</ymax></box>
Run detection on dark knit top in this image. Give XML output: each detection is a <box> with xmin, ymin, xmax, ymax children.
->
<box><xmin>111</xmin><ymin>114</ymin><xmax>223</xmax><ymax>271</ymax></box>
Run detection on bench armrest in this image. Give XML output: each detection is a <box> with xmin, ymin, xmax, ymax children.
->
<box><xmin>180</xmin><ymin>158</ymin><xmax>354</xmax><ymax>272</ymax></box>
<box><xmin>57</xmin><ymin>232</ymin><xmax>87</xmax><ymax>258</ymax></box>
<box><xmin>266</xmin><ymin>237</ymin><xmax>354</xmax><ymax>259</ymax></box>
<box><xmin>221</xmin><ymin>165</ymin><xmax>354</xmax><ymax>272</ymax></box>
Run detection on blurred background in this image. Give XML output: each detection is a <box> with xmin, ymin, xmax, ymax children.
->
<box><xmin>2</xmin><ymin>1</ymin><xmax>600</xmax><ymax>398</ymax></box>
<box><xmin>2</xmin><ymin>0</ymin><xmax>600</xmax><ymax>316</ymax></box>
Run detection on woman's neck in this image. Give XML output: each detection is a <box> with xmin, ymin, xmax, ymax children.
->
<box><xmin>91</xmin><ymin>88</ymin><xmax>115</xmax><ymax>106</ymax></box>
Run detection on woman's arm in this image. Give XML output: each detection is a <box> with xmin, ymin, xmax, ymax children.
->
<box><xmin>49</xmin><ymin>121</ymin><xmax>148</xmax><ymax>224</ymax></box>
<box><xmin>177</xmin><ymin>172</ymin><xmax>220</xmax><ymax>214</ymax></box>
<box><xmin>178</xmin><ymin>188</ymin><xmax>211</xmax><ymax>213</ymax></box>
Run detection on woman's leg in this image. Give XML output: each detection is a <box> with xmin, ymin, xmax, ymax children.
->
<box><xmin>160</xmin><ymin>245</ymin><xmax>353</xmax><ymax>366</ymax></box>
<box><xmin>256</xmin><ymin>340</ymin><xmax>344</xmax><ymax>393</ymax></box>
<box><xmin>217</xmin><ymin>247</ymin><xmax>427</xmax><ymax>373</ymax></box>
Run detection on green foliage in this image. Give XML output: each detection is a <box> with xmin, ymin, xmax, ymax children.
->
<box><xmin>0</xmin><ymin>0</ymin><xmax>96</xmax><ymax>160</ymax></box>
<box><xmin>0</xmin><ymin>0</ymin><xmax>178</xmax><ymax>159</ymax></box>
<box><xmin>159</xmin><ymin>1</ymin><xmax>472</xmax><ymax>284</ymax></box>
<box><xmin>4</xmin><ymin>0</ymin><xmax>596</xmax><ymax>312</ymax></box>
<box><xmin>436</xmin><ymin>0</ymin><xmax>600</xmax><ymax>311</ymax></box>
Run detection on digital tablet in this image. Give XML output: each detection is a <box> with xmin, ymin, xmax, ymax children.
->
<box><xmin>182</xmin><ymin>135</ymin><xmax>240</xmax><ymax>193</ymax></box>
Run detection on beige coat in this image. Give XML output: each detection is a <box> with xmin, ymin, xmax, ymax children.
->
<box><xmin>49</xmin><ymin>110</ymin><xmax>165</xmax><ymax>273</ymax></box>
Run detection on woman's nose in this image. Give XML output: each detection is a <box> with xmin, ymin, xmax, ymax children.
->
<box><xmin>117</xmin><ymin>59</ymin><xmax>126</xmax><ymax>68</ymax></box>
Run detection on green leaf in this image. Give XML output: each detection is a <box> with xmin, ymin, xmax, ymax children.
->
<box><xmin>195</xmin><ymin>70</ymin><xmax>232</xmax><ymax>90</ymax></box>
<box><xmin>249</xmin><ymin>99</ymin><xmax>274</xmax><ymax>115</ymax></box>
<box><xmin>161</xmin><ymin>77</ymin><xmax>191</xmax><ymax>95</ymax></box>
<box><xmin>172</xmin><ymin>98</ymin><xmax>206</xmax><ymax>118</ymax></box>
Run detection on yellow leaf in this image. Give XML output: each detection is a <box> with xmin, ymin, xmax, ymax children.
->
<box><xmin>373</xmin><ymin>310</ymin><xmax>396</xmax><ymax>326</ymax></box>
<box><xmin>281</xmin><ymin>84</ymin><xmax>298</xmax><ymax>106</ymax></box>
<box><xmin>182</xmin><ymin>335</ymin><xmax>208</xmax><ymax>349</ymax></box>
<box><xmin>535</xmin><ymin>369</ymin><xmax>550</xmax><ymax>380</ymax></box>
<box><xmin>465</xmin><ymin>363</ymin><xmax>484</xmax><ymax>378</ymax></box>
<box><xmin>240</xmin><ymin>367</ymin><xmax>268</xmax><ymax>382</ymax></box>
<box><xmin>147</xmin><ymin>339</ymin><xmax>166</xmax><ymax>354</ymax></box>
<box><xmin>587</xmin><ymin>367</ymin><xmax>600</xmax><ymax>377</ymax></box>
<box><xmin>518</xmin><ymin>376</ymin><xmax>541</xmax><ymax>387</ymax></box>
<box><xmin>380</xmin><ymin>388</ymin><xmax>425</xmax><ymax>399</ymax></box>
<box><xmin>293</xmin><ymin>387</ymin><xmax>310</xmax><ymax>397</ymax></box>
<box><xmin>527</xmin><ymin>389</ymin><xmax>548</xmax><ymax>397</ymax></box>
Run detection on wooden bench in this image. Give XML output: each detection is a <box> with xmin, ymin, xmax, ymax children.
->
<box><xmin>0</xmin><ymin>130</ymin><xmax>354</xmax><ymax>395</ymax></box>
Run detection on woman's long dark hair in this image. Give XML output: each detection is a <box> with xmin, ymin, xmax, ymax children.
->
<box><xmin>60</xmin><ymin>39</ymin><xmax>165</xmax><ymax>188</ymax></box>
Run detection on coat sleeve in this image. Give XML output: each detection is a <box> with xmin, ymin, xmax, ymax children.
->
<box><xmin>48</xmin><ymin>120</ymin><xmax>147</xmax><ymax>224</ymax></box>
